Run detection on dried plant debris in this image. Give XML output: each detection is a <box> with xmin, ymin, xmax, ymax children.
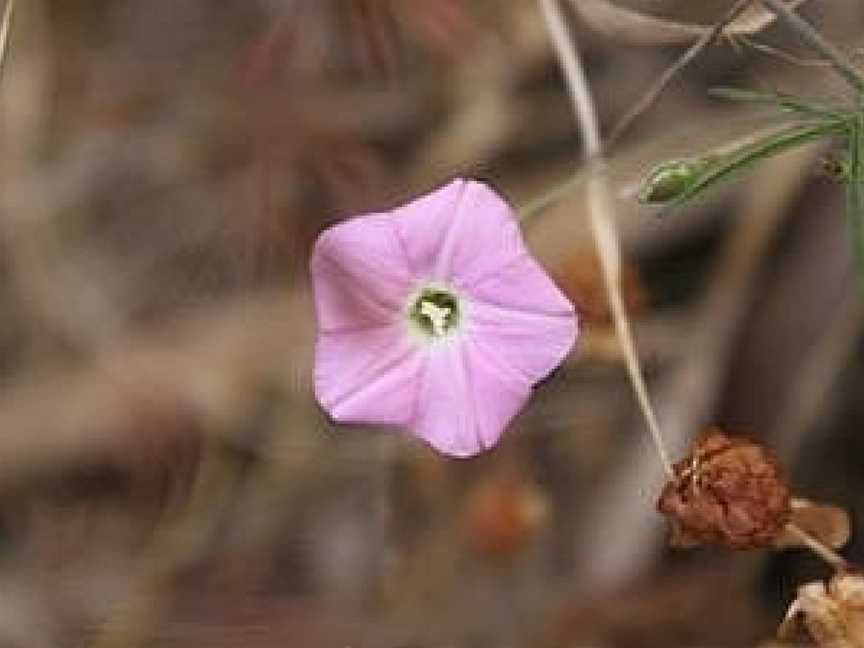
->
<box><xmin>778</xmin><ymin>572</ymin><xmax>864</xmax><ymax>648</ymax></box>
<box><xmin>657</xmin><ymin>428</ymin><xmax>791</xmax><ymax>549</ymax></box>
<box><xmin>571</xmin><ymin>0</ymin><xmax>811</xmax><ymax>46</ymax></box>
<box><xmin>461</xmin><ymin>474</ymin><xmax>549</xmax><ymax>558</ymax></box>
<box><xmin>775</xmin><ymin>498</ymin><xmax>852</xmax><ymax>551</ymax></box>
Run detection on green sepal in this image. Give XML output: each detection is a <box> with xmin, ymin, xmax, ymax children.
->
<box><xmin>638</xmin><ymin>157</ymin><xmax>715</xmax><ymax>204</ymax></box>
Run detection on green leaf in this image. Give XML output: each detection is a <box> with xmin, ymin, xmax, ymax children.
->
<box><xmin>846</xmin><ymin>107</ymin><xmax>864</xmax><ymax>287</ymax></box>
<box><xmin>710</xmin><ymin>87</ymin><xmax>850</xmax><ymax>120</ymax></box>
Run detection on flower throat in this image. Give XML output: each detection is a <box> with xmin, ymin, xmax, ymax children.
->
<box><xmin>410</xmin><ymin>288</ymin><xmax>460</xmax><ymax>337</ymax></box>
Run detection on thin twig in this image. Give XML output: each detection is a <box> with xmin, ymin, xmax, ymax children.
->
<box><xmin>738</xmin><ymin>35</ymin><xmax>832</xmax><ymax>67</ymax></box>
<box><xmin>0</xmin><ymin>0</ymin><xmax>14</xmax><ymax>77</ymax></box>
<box><xmin>518</xmin><ymin>173</ymin><xmax>583</xmax><ymax>222</ymax></box>
<box><xmin>606</xmin><ymin>0</ymin><xmax>753</xmax><ymax>151</ymax></box>
<box><xmin>538</xmin><ymin>0</ymin><xmax>673</xmax><ymax>477</ymax></box>
<box><xmin>760</xmin><ymin>0</ymin><xmax>864</xmax><ymax>94</ymax></box>
<box><xmin>785</xmin><ymin>522</ymin><xmax>849</xmax><ymax>570</ymax></box>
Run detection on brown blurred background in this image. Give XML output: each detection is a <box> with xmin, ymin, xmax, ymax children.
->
<box><xmin>0</xmin><ymin>1</ymin><xmax>863</xmax><ymax>646</ymax></box>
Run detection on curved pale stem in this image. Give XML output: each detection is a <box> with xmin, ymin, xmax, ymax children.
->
<box><xmin>537</xmin><ymin>0</ymin><xmax>674</xmax><ymax>477</ymax></box>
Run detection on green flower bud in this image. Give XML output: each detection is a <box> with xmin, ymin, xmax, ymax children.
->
<box><xmin>638</xmin><ymin>158</ymin><xmax>708</xmax><ymax>204</ymax></box>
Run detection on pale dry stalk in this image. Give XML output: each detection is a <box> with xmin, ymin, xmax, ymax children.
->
<box><xmin>537</xmin><ymin>0</ymin><xmax>673</xmax><ymax>476</ymax></box>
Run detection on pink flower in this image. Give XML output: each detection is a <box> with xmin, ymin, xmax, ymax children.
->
<box><xmin>310</xmin><ymin>179</ymin><xmax>578</xmax><ymax>457</ymax></box>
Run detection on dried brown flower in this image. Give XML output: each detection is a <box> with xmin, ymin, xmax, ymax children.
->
<box><xmin>778</xmin><ymin>571</ymin><xmax>864</xmax><ymax>647</ymax></box>
<box><xmin>657</xmin><ymin>428</ymin><xmax>791</xmax><ymax>549</ymax></box>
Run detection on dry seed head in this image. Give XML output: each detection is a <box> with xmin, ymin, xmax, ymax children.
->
<box><xmin>657</xmin><ymin>428</ymin><xmax>791</xmax><ymax>549</ymax></box>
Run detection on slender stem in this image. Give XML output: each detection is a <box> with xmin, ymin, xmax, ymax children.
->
<box><xmin>539</xmin><ymin>0</ymin><xmax>600</xmax><ymax>153</ymax></box>
<box><xmin>761</xmin><ymin>0</ymin><xmax>864</xmax><ymax>94</ymax></box>
<box><xmin>0</xmin><ymin>0</ymin><xmax>14</xmax><ymax>78</ymax></box>
<box><xmin>517</xmin><ymin>174</ymin><xmax>583</xmax><ymax>222</ymax></box>
<box><xmin>606</xmin><ymin>0</ymin><xmax>753</xmax><ymax>151</ymax></box>
<box><xmin>537</xmin><ymin>0</ymin><xmax>674</xmax><ymax>477</ymax></box>
<box><xmin>784</xmin><ymin>522</ymin><xmax>849</xmax><ymax>570</ymax></box>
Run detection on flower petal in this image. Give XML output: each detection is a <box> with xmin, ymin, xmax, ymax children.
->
<box><xmin>310</xmin><ymin>177</ymin><xmax>580</xmax><ymax>458</ymax></box>
<box><xmin>466</xmin><ymin>255</ymin><xmax>578</xmax><ymax>383</ymax></box>
<box><xmin>315</xmin><ymin>325</ymin><xmax>423</xmax><ymax>426</ymax></box>
<box><xmin>391</xmin><ymin>179</ymin><xmax>524</xmax><ymax>285</ymax></box>
<box><xmin>410</xmin><ymin>341</ymin><xmax>530</xmax><ymax>458</ymax></box>
<box><xmin>310</xmin><ymin>213</ymin><xmax>417</xmax><ymax>332</ymax></box>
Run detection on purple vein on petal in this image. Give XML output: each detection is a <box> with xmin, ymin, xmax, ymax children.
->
<box><xmin>465</xmin><ymin>333</ymin><xmax>534</xmax><ymax>389</ymax></box>
<box><xmin>388</xmin><ymin>217</ymin><xmax>420</xmax><ymax>280</ymax></box>
<box><xmin>413</xmin><ymin>344</ymin><xmax>479</xmax><ymax>457</ymax></box>
<box><xmin>457</xmin><ymin>342</ymin><xmax>485</xmax><ymax>453</ymax></box>
<box><xmin>406</xmin><ymin>346</ymin><xmax>429</xmax><ymax>434</ymax></box>
<box><xmin>431</xmin><ymin>179</ymin><xmax>469</xmax><ymax>281</ymax></box>
<box><xmin>323</xmin><ymin>338</ymin><xmax>421</xmax><ymax>417</ymax></box>
<box><xmin>468</xmin><ymin>297</ymin><xmax>574</xmax><ymax>324</ymax></box>
<box><xmin>315</xmin><ymin>250</ymin><xmax>409</xmax><ymax>311</ymax></box>
<box><xmin>311</xmin><ymin>254</ymin><xmax>408</xmax><ymax>334</ymax></box>
<box><xmin>317</xmin><ymin>320</ymin><xmax>395</xmax><ymax>335</ymax></box>
<box><xmin>455</xmin><ymin>251</ymin><xmax>530</xmax><ymax>292</ymax></box>
<box><xmin>466</xmin><ymin>298</ymin><xmax>577</xmax><ymax>387</ymax></box>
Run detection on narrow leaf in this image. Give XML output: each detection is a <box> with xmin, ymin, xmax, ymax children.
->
<box><xmin>847</xmin><ymin>106</ymin><xmax>864</xmax><ymax>286</ymax></box>
<box><xmin>709</xmin><ymin>87</ymin><xmax>849</xmax><ymax>120</ymax></box>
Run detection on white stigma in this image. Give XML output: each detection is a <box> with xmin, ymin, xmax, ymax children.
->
<box><xmin>420</xmin><ymin>300</ymin><xmax>451</xmax><ymax>337</ymax></box>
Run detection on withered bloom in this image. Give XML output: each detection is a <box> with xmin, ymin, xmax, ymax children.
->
<box><xmin>778</xmin><ymin>571</ymin><xmax>864</xmax><ymax>647</ymax></box>
<box><xmin>657</xmin><ymin>428</ymin><xmax>791</xmax><ymax>549</ymax></box>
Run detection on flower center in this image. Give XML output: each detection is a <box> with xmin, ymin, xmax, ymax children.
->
<box><xmin>409</xmin><ymin>287</ymin><xmax>460</xmax><ymax>338</ymax></box>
